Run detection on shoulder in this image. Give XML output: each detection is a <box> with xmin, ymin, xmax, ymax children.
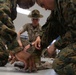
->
<box><xmin>23</xmin><ymin>23</ymin><xmax>31</xmax><ymax>27</ymax></box>
<box><xmin>38</xmin><ymin>24</ymin><xmax>42</xmax><ymax>29</ymax></box>
<box><xmin>57</xmin><ymin>0</ymin><xmax>74</xmax><ymax>6</ymax></box>
<box><xmin>38</xmin><ymin>23</ymin><xmax>41</xmax><ymax>27</ymax></box>
<box><xmin>56</xmin><ymin>0</ymin><xmax>76</xmax><ymax>12</ymax></box>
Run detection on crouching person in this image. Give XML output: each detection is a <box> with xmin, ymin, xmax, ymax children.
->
<box><xmin>11</xmin><ymin>9</ymin><xmax>43</xmax><ymax>72</ymax></box>
<box><xmin>9</xmin><ymin>38</ymin><xmax>41</xmax><ymax>72</ymax></box>
<box><xmin>0</xmin><ymin>0</ymin><xmax>35</xmax><ymax>66</ymax></box>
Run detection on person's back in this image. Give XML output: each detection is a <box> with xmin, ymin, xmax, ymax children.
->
<box><xmin>35</xmin><ymin>0</ymin><xmax>76</xmax><ymax>75</ymax></box>
<box><xmin>0</xmin><ymin>0</ymin><xmax>35</xmax><ymax>66</ymax></box>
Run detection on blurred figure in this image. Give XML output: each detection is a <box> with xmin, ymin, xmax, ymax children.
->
<box><xmin>15</xmin><ymin>9</ymin><xmax>43</xmax><ymax>72</ymax></box>
<box><xmin>0</xmin><ymin>0</ymin><xmax>35</xmax><ymax>66</ymax></box>
<box><xmin>17</xmin><ymin>9</ymin><xmax>43</xmax><ymax>48</ymax></box>
<box><xmin>35</xmin><ymin>0</ymin><xmax>76</xmax><ymax>75</ymax></box>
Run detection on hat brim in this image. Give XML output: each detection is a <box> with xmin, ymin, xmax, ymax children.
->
<box><xmin>28</xmin><ymin>14</ymin><xmax>43</xmax><ymax>18</ymax></box>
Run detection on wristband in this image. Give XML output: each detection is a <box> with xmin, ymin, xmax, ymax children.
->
<box><xmin>30</xmin><ymin>43</ymin><xmax>32</xmax><ymax>46</ymax></box>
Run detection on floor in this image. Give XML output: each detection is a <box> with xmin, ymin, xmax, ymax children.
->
<box><xmin>0</xmin><ymin>58</ymin><xmax>58</xmax><ymax>75</ymax></box>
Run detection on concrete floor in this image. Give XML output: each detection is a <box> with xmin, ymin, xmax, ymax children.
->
<box><xmin>0</xmin><ymin>66</ymin><xmax>58</xmax><ymax>75</ymax></box>
<box><xmin>0</xmin><ymin>58</ymin><xmax>58</xmax><ymax>75</ymax></box>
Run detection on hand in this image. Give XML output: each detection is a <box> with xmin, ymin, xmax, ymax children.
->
<box><xmin>47</xmin><ymin>44</ymin><xmax>56</xmax><ymax>56</ymax></box>
<box><xmin>34</xmin><ymin>36</ymin><xmax>41</xmax><ymax>50</ymax></box>
<box><xmin>24</xmin><ymin>42</ymin><xmax>35</xmax><ymax>51</ymax></box>
<box><xmin>8</xmin><ymin>51</ymin><xmax>16</xmax><ymax>64</ymax></box>
<box><xmin>17</xmin><ymin>38</ymin><xmax>23</xmax><ymax>48</ymax></box>
<box><xmin>24</xmin><ymin>44</ymin><xmax>30</xmax><ymax>51</ymax></box>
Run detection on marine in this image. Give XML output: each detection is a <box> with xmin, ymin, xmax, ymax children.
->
<box><xmin>0</xmin><ymin>0</ymin><xmax>35</xmax><ymax>66</ymax></box>
<box><xmin>35</xmin><ymin>0</ymin><xmax>76</xmax><ymax>75</ymax></box>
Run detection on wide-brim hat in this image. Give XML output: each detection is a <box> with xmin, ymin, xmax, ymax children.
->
<box><xmin>28</xmin><ymin>9</ymin><xmax>43</xmax><ymax>18</ymax></box>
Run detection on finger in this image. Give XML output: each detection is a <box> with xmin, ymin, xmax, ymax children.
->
<box><xmin>10</xmin><ymin>57</ymin><xmax>16</xmax><ymax>64</ymax></box>
<box><xmin>36</xmin><ymin>42</ymin><xmax>41</xmax><ymax>50</ymax></box>
<box><xmin>38</xmin><ymin>41</ymin><xmax>41</xmax><ymax>48</ymax></box>
<box><xmin>35</xmin><ymin>42</ymin><xmax>38</xmax><ymax>49</ymax></box>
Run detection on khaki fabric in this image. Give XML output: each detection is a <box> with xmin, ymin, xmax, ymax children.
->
<box><xmin>22</xmin><ymin>23</ymin><xmax>41</xmax><ymax>42</ymax></box>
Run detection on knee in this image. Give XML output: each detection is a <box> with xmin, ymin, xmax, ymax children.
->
<box><xmin>52</xmin><ymin>58</ymin><xmax>64</xmax><ymax>74</ymax></box>
<box><xmin>0</xmin><ymin>52</ymin><xmax>9</xmax><ymax>66</ymax></box>
<box><xmin>53</xmin><ymin>58</ymin><xmax>76</xmax><ymax>75</ymax></box>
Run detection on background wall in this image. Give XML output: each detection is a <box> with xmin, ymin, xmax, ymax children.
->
<box><xmin>13</xmin><ymin>3</ymin><xmax>51</xmax><ymax>35</ymax></box>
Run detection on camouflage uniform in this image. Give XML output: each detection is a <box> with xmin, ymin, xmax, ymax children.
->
<box><xmin>20</xmin><ymin>23</ymin><xmax>42</xmax><ymax>62</ymax></box>
<box><xmin>0</xmin><ymin>0</ymin><xmax>36</xmax><ymax>66</ymax></box>
<box><xmin>17</xmin><ymin>9</ymin><xmax>43</xmax><ymax>65</ymax></box>
<box><xmin>40</xmin><ymin>0</ymin><xmax>76</xmax><ymax>75</ymax></box>
<box><xmin>0</xmin><ymin>0</ymin><xmax>17</xmax><ymax>66</ymax></box>
<box><xmin>21</xmin><ymin>23</ymin><xmax>41</xmax><ymax>43</ymax></box>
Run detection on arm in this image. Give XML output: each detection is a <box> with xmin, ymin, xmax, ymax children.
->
<box><xmin>34</xmin><ymin>36</ymin><xmax>41</xmax><ymax>50</ymax></box>
<box><xmin>34</xmin><ymin>13</ymin><xmax>60</xmax><ymax>50</ymax></box>
<box><xmin>47</xmin><ymin>1</ymin><xmax>76</xmax><ymax>55</ymax></box>
<box><xmin>17</xmin><ymin>27</ymin><xmax>25</xmax><ymax>47</ymax></box>
<box><xmin>54</xmin><ymin>1</ymin><xmax>76</xmax><ymax>50</ymax></box>
<box><xmin>24</xmin><ymin>41</ymin><xmax>35</xmax><ymax>51</ymax></box>
<box><xmin>17</xmin><ymin>24</ymin><xmax>29</xmax><ymax>47</ymax></box>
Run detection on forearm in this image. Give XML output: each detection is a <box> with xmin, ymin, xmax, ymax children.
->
<box><xmin>54</xmin><ymin>1</ymin><xmax>76</xmax><ymax>50</ymax></box>
<box><xmin>54</xmin><ymin>33</ymin><xmax>71</xmax><ymax>50</ymax></box>
<box><xmin>17</xmin><ymin>33</ymin><xmax>22</xmax><ymax>47</ymax></box>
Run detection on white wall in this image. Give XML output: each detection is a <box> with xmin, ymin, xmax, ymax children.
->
<box><xmin>13</xmin><ymin>3</ymin><xmax>51</xmax><ymax>35</ymax></box>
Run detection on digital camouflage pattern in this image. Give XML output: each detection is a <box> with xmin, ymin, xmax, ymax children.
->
<box><xmin>19</xmin><ymin>23</ymin><xmax>42</xmax><ymax>67</ymax></box>
<box><xmin>19</xmin><ymin>10</ymin><xmax>42</xmax><ymax>59</ymax></box>
<box><xmin>22</xmin><ymin>23</ymin><xmax>41</xmax><ymax>42</ymax></box>
<box><xmin>0</xmin><ymin>0</ymin><xmax>35</xmax><ymax>66</ymax></box>
<box><xmin>39</xmin><ymin>0</ymin><xmax>76</xmax><ymax>75</ymax></box>
<box><xmin>53</xmin><ymin>0</ymin><xmax>76</xmax><ymax>75</ymax></box>
<box><xmin>0</xmin><ymin>38</ymin><xmax>9</xmax><ymax>66</ymax></box>
<box><xmin>10</xmin><ymin>38</ymin><xmax>41</xmax><ymax>72</ymax></box>
<box><xmin>8</xmin><ymin>9</ymin><xmax>42</xmax><ymax>72</ymax></box>
<box><xmin>0</xmin><ymin>0</ymin><xmax>17</xmax><ymax>66</ymax></box>
<box><xmin>41</xmin><ymin>12</ymin><xmax>64</xmax><ymax>49</ymax></box>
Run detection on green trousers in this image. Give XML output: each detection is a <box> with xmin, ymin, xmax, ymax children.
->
<box><xmin>53</xmin><ymin>43</ymin><xmax>76</xmax><ymax>75</ymax></box>
<box><xmin>0</xmin><ymin>39</ymin><xmax>9</xmax><ymax>66</ymax></box>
